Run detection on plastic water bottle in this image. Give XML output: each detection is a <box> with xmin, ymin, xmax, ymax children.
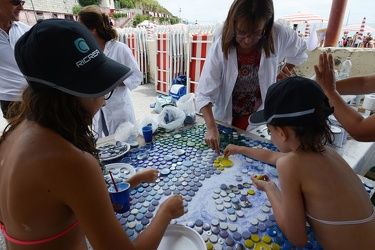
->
<box><xmin>338</xmin><ymin>57</ymin><xmax>352</xmax><ymax>79</ymax></box>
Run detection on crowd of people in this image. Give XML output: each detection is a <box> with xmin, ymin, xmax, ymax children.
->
<box><xmin>341</xmin><ymin>31</ymin><xmax>374</xmax><ymax>48</ymax></box>
<box><xmin>1</xmin><ymin>0</ymin><xmax>375</xmax><ymax>249</ymax></box>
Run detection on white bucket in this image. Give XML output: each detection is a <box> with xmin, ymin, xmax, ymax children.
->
<box><xmin>330</xmin><ymin>125</ymin><xmax>344</xmax><ymax>151</ymax></box>
<box><xmin>329</xmin><ymin>115</ymin><xmax>348</xmax><ymax>145</ymax></box>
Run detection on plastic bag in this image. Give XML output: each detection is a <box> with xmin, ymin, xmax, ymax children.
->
<box><xmin>172</xmin><ymin>74</ymin><xmax>187</xmax><ymax>86</ymax></box>
<box><xmin>153</xmin><ymin>95</ymin><xmax>176</xmax><ymax>114</ymax></box>
<box><xmin>138</xmin><ymin>116</ymin><xmax>159</xmax><ymax>136</ymax></box>
<box><xmin>176</xmin><ymin>93</ymin><xmax>197</xmax><ymax>124</ymax></box>
<box><xmin>158</xmin><ymin>106</ymin><xmax>186</xmax><ymax>131</ymax></box>
<box><xmin>169</xmin><ymin>84</ymin><xmax>186</xmax><ymax>100</ymax></box>
<box><xmin>114</xmin><ymin>122</ymin><xmax>138</xmax><ymax>142</ymax></box>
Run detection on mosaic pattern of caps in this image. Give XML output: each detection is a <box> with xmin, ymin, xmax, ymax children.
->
<box><xmin>102</xmin><ymin>123</ymin><xmax>374</xmax><ymax>250</ymax></box>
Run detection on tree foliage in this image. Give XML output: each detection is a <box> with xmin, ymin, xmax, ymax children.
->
<box><xmin>78</xmin><ymin>0</ymin><xmax>97</xmax><ymax>7</ymax></box>
<box><xmin>118</xmin><ymin>0</ymin><xmax>135</xmax><ymax>9</ymax></box>
<box><xmin>73</xmin><ymin>5</ymin><xmax>82</xmax><ymax>14</ymax></box>
<box><xmin>73</xmin><ymin>0</ymin><xmax>176</xmax><ymax>27</ymax></box>
<box><xmin>132</xmin><ymin>14</ymin><xmax>150</xmax><ymax>26</ymax></box>
<box><xmin>118</xmin><ymin>0</ymin><xmax>172</xmax><ymax>16</ymax></box>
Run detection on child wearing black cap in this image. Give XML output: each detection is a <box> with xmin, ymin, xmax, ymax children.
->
<box><xmin>224</xmin><ymin>76</ymin><xmax>375</xmax><ymax>249</ymax></box>
<box><xmin>0</xmin><ymin>19</ymin><xmax>183</xmax><ymax>249</ymax></box>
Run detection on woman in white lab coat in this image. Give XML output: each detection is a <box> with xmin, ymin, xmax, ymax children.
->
<box><xmin>196</xmin><ymin>0</ymin><xmax>307</xmax><ymax>154</ymax></box>
<box><xmin>78</xmin><ymin>5</ymin><xmax>143</xmax><ymax>137</ymax></box>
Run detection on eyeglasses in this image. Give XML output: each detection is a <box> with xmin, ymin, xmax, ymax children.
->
<box><xmin>104</xmin><ymin>90</ymin><xmax>114</xmax><ymax>100</ymax></box>
<box><xmin>10</xmin><ymin>0</ymin><xmax>25</xmax><ymax>6</ymax></box>
<box><xmin>235</xmin><ymin>28</ymin><xmax>264</xmax><ymax>41</ymax></box>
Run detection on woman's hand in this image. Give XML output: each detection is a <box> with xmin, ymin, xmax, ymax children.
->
<box><xmin>277</xmin><ymin>66</ymin><xmax>298</xmax><ymax>81</ymax></box>
<box><xmin>205</xmin><ymin>126</ymin><xmax>221</xmax><ymax>155</ymax></box>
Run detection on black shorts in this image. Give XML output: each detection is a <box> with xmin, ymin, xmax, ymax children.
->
<box><xmin>0</xmin><ymin>100</ymin><xmax>20</xmax><ymax>119</ymax></box>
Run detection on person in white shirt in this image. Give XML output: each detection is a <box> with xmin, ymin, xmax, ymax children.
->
<box><xmin>0</xmin><ymin>0</ymin><xmax>30</xmax><ymax>121</ymax></box>
<box><xmin>195</xmin><ymin>0</ymin><xmax>307</xmax><ymax>154</ymax></box>
<box><xmin>78</xmin><ymin>5</ymin><xmax>143</xmax><ymax>137</ymax></box>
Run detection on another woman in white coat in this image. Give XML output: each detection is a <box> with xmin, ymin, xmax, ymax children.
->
<box><xmin>78</xmin><ymin>5</ymin><xmax>143</xmax><ymax>137</ymax></box>
<box><xmin>196</xmin><ymin>0</ymin><xmax>307</xmax><ymax>154</ymax></box>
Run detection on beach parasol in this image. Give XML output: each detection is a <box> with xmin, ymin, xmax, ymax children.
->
<box><xmin>356</xmin><ymin>17</ymin><xmax>367</xmax><ymax>44</ymax></box>
<box><xmin>343</xmin><ymin>24</ymin><xmax>374</xmax><ymax>32</ymax></box>
<box><xmin>304</xmin><ymin>22</ymin><xmax>310</xmax><ymax>37</ymax></box>
<box><xmin>280</xmin><ymin>12</ymin><xmax>327</xmax><ymax>24</ymax></box>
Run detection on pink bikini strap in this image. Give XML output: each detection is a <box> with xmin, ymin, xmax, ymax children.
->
<box><xmin>1</xmin><ymin>220</ymin><xmax>79</xmax><ymax>245</ymax></box>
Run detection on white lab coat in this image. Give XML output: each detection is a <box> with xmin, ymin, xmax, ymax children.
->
<box><xmin>93</xmin><ymin>40</ymin><xmax>143</xmax><ymax>137</ymax></box>
<box><xmin>196</xmin><ymin>22</ymin><xmax>308</xmax><ymax>131</ymax></box>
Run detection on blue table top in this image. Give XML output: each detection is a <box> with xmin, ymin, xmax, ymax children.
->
<box><xmin>101</xmin><ymin>123</ymin><xmax>374</xmax><ymax>250</ymax></box>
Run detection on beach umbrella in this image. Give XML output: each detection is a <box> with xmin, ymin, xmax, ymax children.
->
<box><xmin>343</xmin><ymin>24</ymin><xmax>374</xmax><ymax>32</ymax></box>
<box><xmin>304</xmin><ymin>22</ymin><xmax>310</xmax><ymax>37</ymax></box>
<box><xmin>280</xmin><ymin>12</ymin><xmax>327</xmax><ymax>24</ymax></box>
<box><xmin>356</xmin><ymin>17</ymin><xmax>367</xmax><ymax>44</ymax></box>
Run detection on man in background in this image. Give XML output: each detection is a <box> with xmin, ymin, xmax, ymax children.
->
<box><xmin>0</xmin><ymin>0</ymin><xmax>30</xmax><ymax>121</ymax></box>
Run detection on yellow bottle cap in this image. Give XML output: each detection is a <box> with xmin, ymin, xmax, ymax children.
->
<box><xmin>248</xmin><ymin>189</ymin><xmax>255</xmax><ymax>195</ymax></box>
<box><xmin>262</xmin><ymin>235</ymin><xmax>272</xmax><ymax>244</ymax></box>
<box><xmin>254</xmin><ymin>242</ymin><xmax>271</xmax><ymax>250</ymax></box>
<box><xmin>251</xmin><ymin>234</ymin><xmax>260</xmax><ymax>242</ymax></box>
<box><xmin>271</xmin><ymin>243</ymin><xmax>281</xmax><ymax>250</ymax></box>
<box><xmin>221</xmin><ymin>159</ymin><xmax>233</xmax><ymax>167</ymax></box>
<box><xmin>206</xmin><ymin>242</ymin><xmax>213</xmax><ymax>250</ymax></box>
<box><xmin>244</xmin><ymin>239</ymin><xmax>254</xmax><ymax>248</ymax></box>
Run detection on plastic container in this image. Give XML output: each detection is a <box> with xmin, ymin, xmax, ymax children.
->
<box><xmin>338</xmin><ymin>57</ymin><xmax>352</xmax><ymax>79</ymax></box>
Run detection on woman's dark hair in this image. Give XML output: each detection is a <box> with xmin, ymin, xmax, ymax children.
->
<box><xmin>78</xmin><ymin>5</ymin><xmax>118</xmax><ymax>41</ymax></box>
<box><xmin>221</xmin><ymin>0</ymin><xmax>275</xmax><ymax>59</ymax></box>
<box><xmin>288</xmin><ymin>102</ymin><xmax>335</xmax><ymax>153</ymax></box>
<box><xmin>0</xmin><ymin>86</ymin><xmax>99</xmax><ymax>159</ymax></box>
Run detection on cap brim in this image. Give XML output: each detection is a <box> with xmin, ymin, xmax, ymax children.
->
<box><xmin>249</xmin><ymin>110</ymin><xmax>267</xmax><ymax>126</ymax></box>
<box><xmin>64</xmin><ymin>56</ymin><xmax>133</xmax><ymax>98</ymax></box>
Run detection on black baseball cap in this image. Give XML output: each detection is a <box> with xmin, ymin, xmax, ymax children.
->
<box><xmin>15</xmin><ymin>19</ymin><xmax>132</xmax><ymax>98</ymax></box>
<box><xmin>249</xmin><ymin>76</ymin><xmax>333</xmax><ymax>126</ymax></box>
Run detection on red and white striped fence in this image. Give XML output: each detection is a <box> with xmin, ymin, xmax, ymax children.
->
<box><xmin>116</xmin><ymin>24</ymin><xmax>218</xmax><ymax>93</ymax></box>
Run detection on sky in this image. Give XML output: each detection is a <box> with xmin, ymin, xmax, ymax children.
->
<box><xmin>157</xmin><ymin>0</ymin><xmax>375</xmax><ymax>28</ymax></box>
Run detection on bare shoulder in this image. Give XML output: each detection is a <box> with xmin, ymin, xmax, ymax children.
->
<box><xmin>5</xmin><ymin>122</ymin><xmax>101</xmax><ymax>180</ymax></box>
<box><xmin>275</xmin><ymin>151</ymin><xmax>320</xmax><ymax>177</ymax></box>
<box><xmin>275</xmin><ymin>152</ymin><xmax>300</xmax><ymax>169</ymax></box>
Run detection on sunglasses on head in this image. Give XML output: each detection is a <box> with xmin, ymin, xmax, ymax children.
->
<box><xmin>10</xmin><ymin>0</ymin><xmax>25</xmax><ymax>6</ymax></box>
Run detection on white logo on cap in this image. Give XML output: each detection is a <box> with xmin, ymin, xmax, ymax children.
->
<box><xmin>76</xmin><ymin>49</ymin><xmax>100</xmax><ymax>68</ymax></box>
<box><xmin>74</xmin><ymin>38</ymin><xmax>90</xmax><ymax>53</ymax></box>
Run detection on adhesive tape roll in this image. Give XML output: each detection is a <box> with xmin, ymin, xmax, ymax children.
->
<box><xmin>362</xmin><ymin>94</ymin><xmax>375</xmax><ymax>111</ymax></box>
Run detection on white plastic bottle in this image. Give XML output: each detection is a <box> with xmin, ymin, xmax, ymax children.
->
<box><xmin>338</xmin><ymin>57</ymin><xmax>352</xmax><ymax>79</ymax></box>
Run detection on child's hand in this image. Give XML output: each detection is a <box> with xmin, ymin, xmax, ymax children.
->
<box><xmin>314</xmin><ymin>51</ymin><xmax>336</xmax><ymax>95</ymax></box>
<box><xmin>251</xmin><ymin>174</ymin><xmax>274</xmax><ymax>191</ymax></box>
<box><xmin>224</xmin><ymin>144</ymin><xmax>240</xmax><ymax>158</ymax></box>
<box><xmin>159</xmin><ymin>194</ymin><xmax>184</xmax><ymax>220</ymax></box>
<box><xmin>137</xmin><ymin>168</ymin><xmax>158</xmax><ymax>183</ymax></box>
